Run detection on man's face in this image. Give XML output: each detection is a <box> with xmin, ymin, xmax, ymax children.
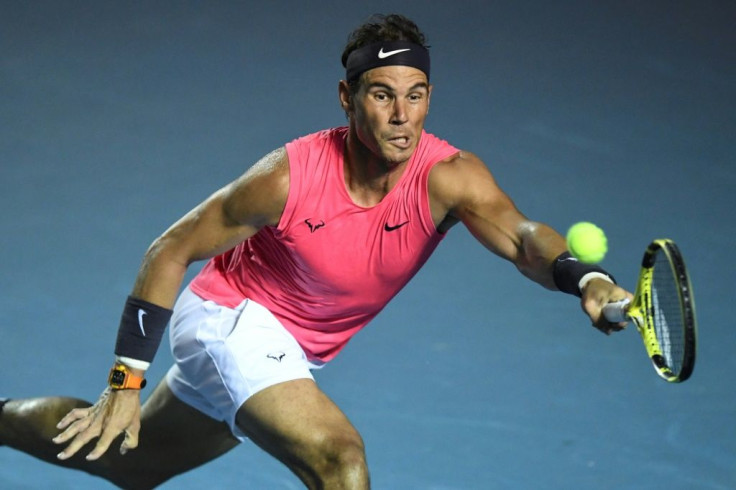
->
<box><xmin>343</xmin><ymin>65</ymin><xmax>432</xmax><ymax>167</ymax></box>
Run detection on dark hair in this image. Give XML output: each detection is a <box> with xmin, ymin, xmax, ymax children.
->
<box><xmin>341</xmin><ymin>14</ymin><xmax>429</xmax><ymax>80</ymax></box>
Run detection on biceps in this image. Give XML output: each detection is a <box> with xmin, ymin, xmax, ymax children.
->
<box><xmin>155</xmin><ymin>149</ymin><xmax>288</xmax><ymax>266</ymax></box>
<box><xmin>156</xmin><ymin>190</ymin><xmax>260</xmax><ymax>265</ymax></box>
<box><xmin>220</xmin><ymin>147</ymin><xmax>289</xmax><ymax>229</ymax></box>
<box><xmin>458</xmin><ymin>196</ymin><xmax>528</xmax><ymax>261</ymax></box>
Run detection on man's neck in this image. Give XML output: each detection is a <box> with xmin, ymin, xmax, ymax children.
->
<box><xmin>343</xmin><ymin>131</ymin><xmax>408</xmax><ymax>207</ymax></box>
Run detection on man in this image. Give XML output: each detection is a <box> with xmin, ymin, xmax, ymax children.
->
<box><xmin>0</xmin><ymin>14</ymin><xmax>631</xmax><ymax>489</ymax></box>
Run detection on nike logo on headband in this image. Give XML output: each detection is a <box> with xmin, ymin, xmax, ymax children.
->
<box><xmin>378</xmin><ymin>47</ymin><xmax>411</xmax><ymax>59</ymax></box>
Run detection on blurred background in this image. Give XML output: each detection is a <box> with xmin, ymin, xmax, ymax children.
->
<box><xmin>1</xmin><ymin>1</ymin><xmax>734</xmax><ymax>488</ymax></box>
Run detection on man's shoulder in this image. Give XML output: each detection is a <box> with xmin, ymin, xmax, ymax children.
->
<box><xmin>289</xmin><ymin>127</ymin><xmax>348</xmax><ymax>147</ymax></box>
<box><xmin>430</xmin><ymin>149</ymin><xmax>483</xmax><ymax>173</ymax></box>
<box><xmin>427</xmin><ymin>150</ymin><xmax>493</xmax><ymax>201</ymax></box>
<box><xmin>284</xmin><ymin>127</ymin><xmax>347</xmax><ymax>170</ymax></box>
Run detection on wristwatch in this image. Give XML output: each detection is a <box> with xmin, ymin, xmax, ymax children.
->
<box><xmin>108</xmin><ymin>363</ymin><xmax>147</xmax><ymax>390</ymax></box>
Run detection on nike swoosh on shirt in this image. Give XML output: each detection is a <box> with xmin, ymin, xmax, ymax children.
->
<box><xmin>378</xmin><ymin>48</ymin><xmax>411</xmax><ymax>59</ymax></box>
<box><xmin>138</xmin><ymin>309</ymin><xmax>147</xmax><ymax>336</ymax></box>
<box><xmin>384</xmin><ymin>221</ymin><xmax>410</xmax><ymax>232</ymax></box>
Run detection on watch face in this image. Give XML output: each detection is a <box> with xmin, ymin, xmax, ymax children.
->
<box><xmin>110</xmin><ymin>369</ymin><xmax>126</xmax><ymax>386</ymax></box>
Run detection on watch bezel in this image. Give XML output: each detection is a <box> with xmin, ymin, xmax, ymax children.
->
<box><xmin>108</xmin><ymin>365</ymin><xmax>146</xmax><ymax>390</ymax></box>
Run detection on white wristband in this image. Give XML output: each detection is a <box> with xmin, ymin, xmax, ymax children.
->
<box><xmin>116</xmin><ymin>356</ymin><xmax>151</xmax><ymax>371</ymax></box>
<box><xmin>578</xmin><ymin>272</ymin><xmax>614</xmax><ymax>293</ymax></box>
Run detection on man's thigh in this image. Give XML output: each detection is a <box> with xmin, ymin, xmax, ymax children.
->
<box><xmin>235</xmin><ymin>378</ymin><xmax>365</xmax><ymax>472</ymax></box>
<box><xmin>167</xmin><ymin>289</ymin><xmax>317</xmax><ymax>440</ymax></box>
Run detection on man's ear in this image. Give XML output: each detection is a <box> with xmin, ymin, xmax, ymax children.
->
<box><xmin>338</xmin><ymin>80</ymin><xmax>353</xmax><ymax>114</ymax></box>
<box><xmin>427</xmin><ymin>83</ymin><xmax>433</xmax><ymax>115</ymax></box>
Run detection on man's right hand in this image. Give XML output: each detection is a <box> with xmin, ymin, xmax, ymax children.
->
<box><xmin>53</xmin><ymin>387</ymin><xmax>142</xmax><ymax>460</ymax></box>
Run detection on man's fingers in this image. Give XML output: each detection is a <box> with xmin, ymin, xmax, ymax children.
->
<box><xmin>53</xmin><ymin>414</ymin><xmax>94</xmax><ymax>445</ymax></box>
<box><xmin>52</xmin><ymin>387</ymin><xmax>142</xmax><ymax>461</ymax></box>
<box><xmin>55</xmin><ymin>422</ymin><xmax>102</xmax><ymax>460</ymax></box>
<box><xmin>581</xmin><ymin>281</ymin><xmax>632</xmax><ymax>335</ymax></box>
<box><xmin>86</xmin><ymin>425</ymin><xmax>126</xmax><ymax>461</ymax></box>
<box><xmin>119</xmin><ymin>427</ymin><xmax>140</xmax><ymax>456</ymax></box>
<box><xmin>90</xmin><ymin>413</ymin><xmax>140</xmax><ymax>459</ymax></box>
<box><xmin>593</xmin><ymin>321</ymin><xmax>627</xmax><ymax>336</ymax></box>
<box><xmin>55</xmin><ymin>407</ymin><xmax>92</xmax><ymax>431</ymax></box>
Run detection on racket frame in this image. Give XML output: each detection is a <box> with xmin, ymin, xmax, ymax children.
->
<box><xmin>608</xmin><ymin>239</ymin><xmax>697</xmax><ymax>383</ymax></box>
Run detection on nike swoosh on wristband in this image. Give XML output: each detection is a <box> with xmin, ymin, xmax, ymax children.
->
<box><xmin>137</xmin><ymin>309</ymin><xmax>147</xmax><ymax>336</ymax></box>
<box><xmin>378</xmin><ymin>47</ymin><xmax>411</xmax><ymax>59</ymax></box>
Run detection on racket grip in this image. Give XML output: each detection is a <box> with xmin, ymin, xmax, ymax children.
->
<box><xmin>603</xmin><ymin>299</ymin><xmax>631</xmax><ymax>323</ymax></box>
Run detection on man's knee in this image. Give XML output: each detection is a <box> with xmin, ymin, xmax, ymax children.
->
<box><xmin>302</xmin><ymin>428</ymin><xmax>369</xmax><ymax>486</ymax></box>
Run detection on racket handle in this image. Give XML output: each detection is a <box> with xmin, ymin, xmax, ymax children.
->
<box><xmin>603</xmin><ymin>299</ymin><xmax>631</xmax><ymax>323</ymax></box>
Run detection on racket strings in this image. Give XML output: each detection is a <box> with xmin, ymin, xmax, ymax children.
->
<box><xmin>651</xmin><ymin>252</ymin><xmax>686</xmax><ymax>374</ymax></box>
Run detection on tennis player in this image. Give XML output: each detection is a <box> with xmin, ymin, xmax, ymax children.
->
<box><xmin>0</xmin><ymin>14</ymin><xmax>631</xmax><ymax>489</ymax></box>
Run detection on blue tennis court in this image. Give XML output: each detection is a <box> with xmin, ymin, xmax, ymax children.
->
<box><xmin>2</xmin><ymin>1</ymin><xmax>734</xmax><ymax>488</ymax></box>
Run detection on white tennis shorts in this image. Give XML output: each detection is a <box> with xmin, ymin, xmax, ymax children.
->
<box><xmin>165</xmin><ymin>287</ymin><xmax>322</xmax><ymax>441</ymax></box>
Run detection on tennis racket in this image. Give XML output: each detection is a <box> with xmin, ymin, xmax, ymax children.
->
<box><xmin>603</xmin><ymin>239</ymin><xmax>697</xmax><ymax>383</ymax></box>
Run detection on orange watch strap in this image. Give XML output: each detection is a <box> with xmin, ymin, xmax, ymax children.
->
<box><xmin>108</xmin><ymin>364</ymin><xmax>147</xmax><ymax>390</ymax></box>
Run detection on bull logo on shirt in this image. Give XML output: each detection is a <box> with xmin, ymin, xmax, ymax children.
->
<box><xmin>305</xmin><ymin>218</ymin><xmax>325</xmax><ymax>233</ymax></box>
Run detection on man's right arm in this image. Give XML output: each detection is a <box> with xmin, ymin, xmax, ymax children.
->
<box><xmin>131</xmin><ymin>146</ymin><xmax>290</xmax><ymax>308</ymax></box>
<box><xmin>53</xmin><ymin>146</ymin><xmax>290</xmax><ymax>461</ymax></box>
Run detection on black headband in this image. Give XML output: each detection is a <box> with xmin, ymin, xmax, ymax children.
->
<box><xmin>344</xmin><ymin>40</ymin><xmax>430</xmax><ymax>83</ymax></box>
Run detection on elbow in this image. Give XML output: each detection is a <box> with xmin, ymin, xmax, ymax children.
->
<box><xmin>143</xmin><ymin>233</ymin><xmax>191</xmax><ymax>270</ymax></box>
<box><xmin>514</xmin><ymin>221</ymin><xmax>560</xmax><ymax>289</ymax></box>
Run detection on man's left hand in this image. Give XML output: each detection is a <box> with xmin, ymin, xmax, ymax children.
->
<box><xmin>581</xmin><ymin>278</ymin><xmax>634</xmax><ymax>335</ymax></box>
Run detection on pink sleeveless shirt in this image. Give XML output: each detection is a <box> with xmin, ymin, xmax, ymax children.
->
<box><xmin>190</xmin><ymin>127</ymin><xmax>459</xmax><ymax>361</ymax></box>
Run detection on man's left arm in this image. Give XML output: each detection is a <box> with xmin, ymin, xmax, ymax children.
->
<box><xmin>428</xmin><ymin>151</ymin><xmax>632</xmax><ymax>333</ymax></box>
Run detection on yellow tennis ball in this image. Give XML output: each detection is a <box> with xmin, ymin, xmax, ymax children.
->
<box><xmin>566</xmin><ymin>222</ymin><xmax>608</xmax><ymax>263</ymax></box>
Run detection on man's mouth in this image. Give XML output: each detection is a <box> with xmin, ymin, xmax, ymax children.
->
<box><xmin>387</xmin><ymin>135</ymin><xmax>410</xmax><ymax>149</ymax></box>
